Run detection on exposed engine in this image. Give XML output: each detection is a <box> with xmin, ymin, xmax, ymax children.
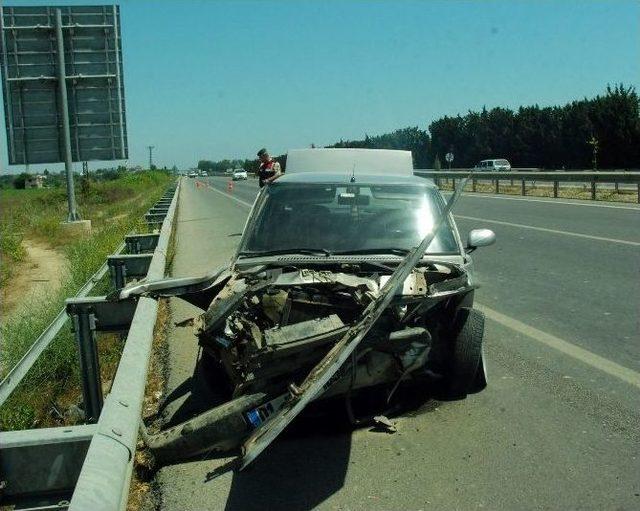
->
<box><xmin>193</xmin><ymin>267</ymin><xmax>451</xmax><ymax>398</ymax></box>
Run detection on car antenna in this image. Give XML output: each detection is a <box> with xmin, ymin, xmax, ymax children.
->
<box><xmin>350</xmin><ymin>163</ymin><xmax>356</xmax><ymax>183</ymax></box>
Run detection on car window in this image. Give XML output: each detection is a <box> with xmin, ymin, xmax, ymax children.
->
<box><xmin>240</xmin><ymin>183</ymin><xmax>459</xmax><ymax>255</ymax></box>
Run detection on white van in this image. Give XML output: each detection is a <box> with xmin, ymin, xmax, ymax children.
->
<box><xmin>474</xmin><ymin>159</ymin><xmax>511</xmax><ymax>171</ymax></box>
<box><xmin>286</xmin><ymin>148</ymin><xmax>413</xmax><ymax>176</ymax></box>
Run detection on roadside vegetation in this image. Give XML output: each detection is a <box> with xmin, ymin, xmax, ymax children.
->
<box><xmin>0</xmin><ymin>170</ymin><xmax>173</xmax><ymax>430</ymax></box>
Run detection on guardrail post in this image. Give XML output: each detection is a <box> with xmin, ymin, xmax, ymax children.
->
<box><xmin>521</xmin><ymin>179</ymin><xmax>525</xmax><ymax>196</ymax></box>
<box><xmin>125</xmin><ymin>233</ymin><xmax>160</xmax><ymax>254</ymax></box>
<box><xmin>553</xmin><ymin>181</ymin><xmax>558</xmax><ymax>198</ymax></box>
<box><xmin>494</xmin><ymin>179</ymin><xmax>499</xmax><ymax>194</ymax></box>
<box><xmin>149</xmin><ymin>207</ymin><xmax>169</xmax><ymax>215</ymax></box>
<box><xmin>452</xmin><ymin>178</ymin><xmax>456</xmax><ymax>191</ymax></box>
<box><xmin>70</xmin><ymin>310</ymin><xmax>103</xmax><ymax>423</ymax></box>
<box><xmin>107</xmin><ymin>255</ymin><xmax>153</xmax><ymax>289</ymax></box>
<box><xmin>637</xmin><ymin>183</ymin><xmax>640</xmax><ymax>204</ymax></box>
<box><xmin>591</xmin><ymin>180</ymin><xmax>596</xmax><ymax>200</ymax></box>
<box><xmin>472</xmin><ymin>178</ymin><xmax>476</xmax><ymax>192</ymax></box>
<box><xmin>109</xmin><ymin>260</ymin><xmax>126</xmax><ymax>290</ymax></box>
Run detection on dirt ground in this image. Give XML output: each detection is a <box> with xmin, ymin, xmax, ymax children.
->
<box><xmin>0</xmin><ymin>239</ymin><xmax>67</xmax><ymax>322</ymax></box>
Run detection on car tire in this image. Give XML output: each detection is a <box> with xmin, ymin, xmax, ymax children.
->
<box><xmin>447</xmin><ymin>307</ymin><xmax>485</xmax><ymax>399</ymax></box>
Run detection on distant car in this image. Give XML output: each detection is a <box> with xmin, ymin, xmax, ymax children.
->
<box><xmin>474</xmin><ymin>159</ymin><xmax>511</xmax><ymax>171</ymax></box>
<box><xmin>225</xmin><ymin>169</ymin><xmax>234</xmax><ymax>175</ymax></box>
<box><xmin>232</xmin><ymin>169</ymin><xmax>248</xmax><ymax>181</ymax></box>
<box><xmin>200</xmin><ymin>171</ymin><xmax>208</xmax><ymax>177</ymax></box>
<box><xmin>188</xmin><ymin>171</ymin><xmax>197</xmax><ymax>178</ymax></box>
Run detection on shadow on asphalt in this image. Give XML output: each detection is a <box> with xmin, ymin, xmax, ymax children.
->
<box><xmin>223</xmin><ymin>427</ymin><xmax>352</xmax><ymax>510</ymax></box>
<box><xmin>218</xmin><ymin>386</ymin><xmax>442</xmax><ymax>511</ymax></box>
<box><xmin>159</xmin><ymin>354</ymin><xmax>446</xmax><ymax>511</ymax></box>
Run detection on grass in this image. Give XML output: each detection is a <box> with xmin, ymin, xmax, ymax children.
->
<box><xmin>437</xmin><ymin>179</ymin><xmax>638</xmax><ymax>203</ymax></box>
<box><xmin>127</xmin><ymin>298</ymin><xmax>171</xmax><ymax>511</ymax></box>
<box><xmin>0</xmin><ymin>171</ymin><xmax>173</xmax><ymax>431</ymax></box>
<box><xmin>127</xmin><ymin>201</ymin><xmax>179</xmax><ymax>511</ymax></box>
<box><xmin>0</xmin><ymin>222</ymin><xmax>27</xmax><ymax>287</ymax></box>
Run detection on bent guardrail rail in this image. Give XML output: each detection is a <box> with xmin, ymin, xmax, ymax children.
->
<box><xmin>0</xmin><ymin>180</ymin><xmax>180</xmax><ymax>510</ymax></box>
<box><xmin>413</xmin><ymin>170</ymin><xmax>640</xmax><ymax>202</ymax></box>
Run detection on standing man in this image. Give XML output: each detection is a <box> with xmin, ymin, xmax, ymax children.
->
<box><xmin>257</xmin><ymin>148</ymin><xmax>282</xmax><ymax>188</ymax></box>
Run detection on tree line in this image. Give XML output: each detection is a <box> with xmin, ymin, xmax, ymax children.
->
<box><xmin>198</xmin><ymin>84</ymin><xmax>640</xmax><ymax>171</ymax></box>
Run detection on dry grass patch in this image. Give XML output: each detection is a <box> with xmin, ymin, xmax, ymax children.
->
<box><xmin>127</xmin><ymin>298</ymin><xmax>171</xmax><ymax>511</ymax></box>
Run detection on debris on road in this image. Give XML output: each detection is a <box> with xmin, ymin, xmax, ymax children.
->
<box><xmin>372</xmin><ymin>415</ymin><xmax>398</xmax><ymax>433</ymax></box>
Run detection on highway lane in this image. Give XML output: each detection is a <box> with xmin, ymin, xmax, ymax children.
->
<box><xmin>155</xmin><ymin>176</ymin><xmax>640</xmax><ymax>511</ymax></box>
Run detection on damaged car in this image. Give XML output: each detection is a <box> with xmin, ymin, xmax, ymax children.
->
<box><xmin>116</xmin><ymin>149</ymin><xmax>496</xmax><ymax>467</ymax></box>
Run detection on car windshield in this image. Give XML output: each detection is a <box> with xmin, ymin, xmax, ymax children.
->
<box><xmin>496</xmin><ymin>159</ymin><xmax>509</xmax><ymax>165</ymax></box>
<box><xmin>239</xmin><ymin>182</ymin><xmax>459</xmax><ymax>256</ymax></box>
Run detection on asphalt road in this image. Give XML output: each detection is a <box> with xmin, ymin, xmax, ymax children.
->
<box><xmin>154</xmin><ymin>176</ymin><xmax>640</xmax><ymax>511</ymax></box>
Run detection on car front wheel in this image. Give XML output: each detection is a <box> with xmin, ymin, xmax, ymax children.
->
<box><xmin>447</xmin><ymin>307</ymin><xmax>486</xmax><ymax>399</ymax></box>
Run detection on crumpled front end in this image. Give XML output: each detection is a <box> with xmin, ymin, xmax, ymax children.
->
<box><xmin>194</xmin><ymin>264</ymin><xmax>473</xmax><ymax>401</ymax></box>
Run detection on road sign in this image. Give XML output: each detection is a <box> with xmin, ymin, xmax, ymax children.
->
<box><xmin>445</xmin><ymin>152</ymin><xmax>454</xmax><ymax>163</ymax></box>
<box><xmin>0</xmin><ymin>5</ymin><xmax>128</xmax><ymax>165</ymax></box>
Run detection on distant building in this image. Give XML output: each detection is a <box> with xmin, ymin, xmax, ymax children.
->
<box><xmin>25</xmin><ymin>175</ymin><xmax>45</xmax><ymax>188</ymax></box>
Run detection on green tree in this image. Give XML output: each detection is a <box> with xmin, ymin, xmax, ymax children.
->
<box><xmin>199</xmin><ymin>85</ymin><xmax>640</xmax><ymax>172</ymax></box>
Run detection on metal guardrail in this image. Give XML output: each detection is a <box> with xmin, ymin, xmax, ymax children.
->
<box><xmin>0</xmin><ymin>181</ymin><xmax>180</xmax><ymax>510</ymax></box>
<box><xmin>413</xmin><ymin>170</ymin><xmax>640</xmax><ymax>202</ymax></box>
<box><xmin>68</xmin><ymin>181</ymin><xmax>180</xmax><ymax>510</ymax></box>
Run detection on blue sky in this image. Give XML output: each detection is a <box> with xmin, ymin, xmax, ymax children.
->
<box><xmin>1</xmin><ymin>0</ymin><xmax>639</xmax><ymax>173</ymax></box>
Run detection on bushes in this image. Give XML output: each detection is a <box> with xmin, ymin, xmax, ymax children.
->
<box><xmin>12</xmin><ymin>173</ymin><xmax>31</xmax><ymax>189</ymax></box>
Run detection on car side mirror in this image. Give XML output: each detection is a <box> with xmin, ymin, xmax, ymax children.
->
<box><xmin>466</xmin><ymin>229</ymin><xmax>496</xmax><ymax>253</ymax></box>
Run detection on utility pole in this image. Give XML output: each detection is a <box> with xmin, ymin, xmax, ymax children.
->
<box><xmin>147</xmin><ymin>145</ymin><xmax>155</xmax><ymax>170</ymax></box>
<box><xmin>55</xmin><ymin>8</ymin><xmax>80</xmax><ymax>221</ymax></box>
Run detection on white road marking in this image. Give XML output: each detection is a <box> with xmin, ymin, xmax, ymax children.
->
<box><xmin>443</xmin><ymin>191</ymin><xmax>640</xmax><ymax>211</ymax></box>
<box><xmin>456</xmin><ymin>215</ymin><xmax>640</xmax><ymax>246</ymax></box>
<box><xmin>477</xmin><ymin>303</ymin><xmax>640</xmax><ymax>389</ymax></box>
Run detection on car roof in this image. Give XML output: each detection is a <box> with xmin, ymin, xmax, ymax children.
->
<box><xmin>274</xmin><ymin>171</ymin><xmax>437</xmax><ymax>187</ymax></box>
<box><xmin>286</xmin><ymin>148</ymin><xmax>413</xmax><ymax>177</ymax></box>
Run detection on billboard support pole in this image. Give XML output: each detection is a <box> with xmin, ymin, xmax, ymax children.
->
<box><xmin>55</xmin><ymin>8</ymin><xmax>80</xmax><ymax>222</ymax></box>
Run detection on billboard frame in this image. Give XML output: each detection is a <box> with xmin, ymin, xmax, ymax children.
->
<box><xmin>0</xmin><ymin>5</ymin><xmax>128</xmax><ymax>221</ymax></box>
